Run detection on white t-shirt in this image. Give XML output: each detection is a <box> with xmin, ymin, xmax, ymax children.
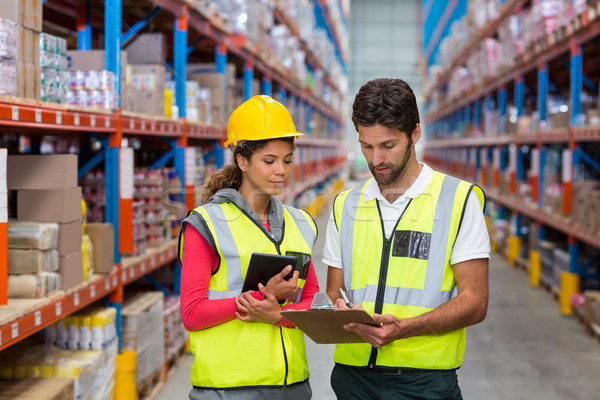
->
<box><xmin>322</xmin><ymin>163</ymin><xmax>490</xmax><ymax>268</ymax></box>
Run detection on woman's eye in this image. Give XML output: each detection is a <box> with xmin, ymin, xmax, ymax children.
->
<box><xmin>264</xmin><ymin>160</ymin><xmax>274</xmax><ymax>165</ymax></box>
<box><xmin>284</xmin><ymin>159</ymin><xmax>293</xmax><ymax>164</ymax></box>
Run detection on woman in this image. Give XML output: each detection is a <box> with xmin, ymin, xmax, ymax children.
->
<box><xmin>179</xmin><ymin>95</ymin><xmax>319</xmax><ymax>400</ymax></box>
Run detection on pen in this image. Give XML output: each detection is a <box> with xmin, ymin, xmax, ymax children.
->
<box><xmin>339</xmin><ymin>288</ymin><xmax>352</xmax><ymax>309</ymax></box>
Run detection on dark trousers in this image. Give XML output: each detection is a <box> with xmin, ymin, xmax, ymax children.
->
<box><xmin>331</xmin><ymin>364</ymin><xmax>463</xmax><ymax>400</ymax></box>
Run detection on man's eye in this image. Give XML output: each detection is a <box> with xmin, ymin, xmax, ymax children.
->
<box><xmin>384</xmin><ymin>144</ymin><xmax>395</xmax><ymax>149</ymax></box>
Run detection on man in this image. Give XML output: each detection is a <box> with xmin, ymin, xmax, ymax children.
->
<box><xmin>323</xmin><ymin>78</ymin><xmax>490</xmax><ymax>400</ymax></box>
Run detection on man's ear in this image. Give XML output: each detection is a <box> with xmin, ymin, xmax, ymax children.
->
<box><xmin>412</xmin><ymin>124</ymin><xmax>422</xmax><ymax>145</ymax></box>
<box><xmin>236</xmin><ymin>154</ymin><xmax>248</xmax><ymax>171</ymax></box>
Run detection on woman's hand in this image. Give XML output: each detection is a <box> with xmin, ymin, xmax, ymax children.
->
<box><xmin>264</xmin><ymin>265</ymin><xmax>299</xmax><ymax>300</ymax></box>
<box><xmin>235</xmin><ymin>284</ymin><xmax>284</xmax><ymax>324</ymax></box>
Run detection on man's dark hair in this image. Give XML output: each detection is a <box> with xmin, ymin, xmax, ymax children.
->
<box><xmin>351</xmin><ymin>78</ymin><xmax>420</xmax><ymax>136</ymax></box>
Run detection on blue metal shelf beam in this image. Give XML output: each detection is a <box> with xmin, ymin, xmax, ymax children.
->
<box><xmin>174</xmin><ymin>9</ymin><xmax>188</xmax><ymax>119</ymax></box>
<box><xmin>571</xmin><ymin>45</ymin><xmax>583</xmax><ymax>127</ymax></box>
<box><xmin>121</xmin><ymin>6</ymin><xmax>162</xmax><ymax>45</ymax></box>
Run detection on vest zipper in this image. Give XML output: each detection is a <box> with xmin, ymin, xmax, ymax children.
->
<box><xmin>367</xmin><ymin>198</ymin><xmax>412</xmax><ymax>368</ymax></box>
<box><xmin>279</xmin><ymin>327</ymin><xmax>289</xmax><ymax>397</ymax></box>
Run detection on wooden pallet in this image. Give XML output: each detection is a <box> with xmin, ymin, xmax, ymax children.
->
<box><xmin>164</xmin><ymin>344</ymin><xmax>188</xmax><ymax>381</ymax></box>
<box><xmin>513</xmin><ymin>256</ymin><xmax>529</xmax><ymax>273</ymax></box>
<box><xmin>137</xmin><ymin>367</ymin><xmax>164</xmax><ymax>400</ymax></box>
<box><xmin>539</xmin><ymin>279</ymin><xmax>560</xmax><ymax>300</ymax></box>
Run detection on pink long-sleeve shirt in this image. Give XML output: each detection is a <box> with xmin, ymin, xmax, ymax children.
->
<box><xmin>180</xmin><ymin>223</ymin><xmax>319</xmax><ymax>331</ymax></box>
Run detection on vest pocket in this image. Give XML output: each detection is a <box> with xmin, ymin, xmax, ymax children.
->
<box><xmin>391</xmin><ymin>231</ymin><xmax>431</xmax><ymax>260</ymax></box>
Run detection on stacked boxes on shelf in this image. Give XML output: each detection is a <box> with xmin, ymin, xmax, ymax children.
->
<box><xmin>66</xmin><ymin>50</ymin><xmax>127</xmax><ymax>111</ymax></box>
<box><xmin>187</xmin><ymin>63</ymin><xmax>237</xmax><ymax>124</ymax></box>
<box><xmin>39</xmin><ymin>33</ymin><xmax>68</xmax><ymax>103</ymax></box>
<box><xmin>0</xmin><ymin>0</ymin><xmax>42</xmax><ymax>100</ymax></box>
<box><xmin>131</xmin><ymin>64</ymin><xmax>165</xmax><ymax>116</ymax></box>
<box><xmin>0</xmin><ymin>18</ymin><xmax>17</xmax><ymax>96</ymax></box>
<box><xmin>8</xmin><ymin>155</ymin><xmax>84</xmax><ymax>291</ymax></box>
<box><xmin>572</xmin><ymin>180</ymin><xmax>600</xmax><ymax>234</ymax></box>
<box><xmin>134</xmin><ymin>170</ymin><xmax>167</xmax><ymax>249</ymax></box>
<box><xmin>46</xmin><ymin>307</ymin><xmax>117</xmax><ymax>352</ymax></box>
<box><xmin>6</xmin><ymin>222</ymin><xmax>61</xmax><ymax>298</ymax></box>
<box><xmin>121</xmin><ymin>292</ymin><xmax>165</xmax><ymax>391</ymax></box>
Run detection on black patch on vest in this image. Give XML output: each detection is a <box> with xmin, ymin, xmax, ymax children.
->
<box><xmin>391</xmin><ymin>231</ymin><xmax>431</xmax><ymax>260</ymax></box>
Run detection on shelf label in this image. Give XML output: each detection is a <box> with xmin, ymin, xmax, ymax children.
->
<box><xmin>169</xmin><ymin>124</ymin><xmax>174</xmax><ymax>133</ymax></box>
<box><xmin>121</xmin><ymin>270</ymin><xmax>127</xmax><ymax>282</ymax></box>
<box><xmin>562</xmin><ymin>149</ymin><xmax>572</xmax><ymax>182</ymax></box>
<box><xmin>55</xmin><ymin>112</ymin><xmax>62</xmax><ymax>125</ymax></box>
<box><xmin>160</xmin><ymin>123</ymin><xmax>165</xmax><ymax>132</ymax></box>
<box><xmin>151</xmin><ymin>256</ymin><xmax>156</xmax><ymax>268</ymax></box>
<box><xmin>90</xmin><ymin>285</ymin><xmax>96</xmax><ymax>299</ymax></box>
<box><xmin>11</xmin><ymin>323</ymin><xmax>18</xmax><ymax>339</ymax></box>
<box><xmin>141</xmin><ymin>121</ymin><xmax>146</xmax><ymax>130</ymax></box>
<box><xmin>531</xmin><ymin>149</ymin><xmax>539</xmax><ymax>176</ymax></box>
<box><xmin>73</xmin><ymin>292</ymin><xmax>80</xmax><ymax>307</ymax></box>
<box><xmin>34</xmin><ymin>311</ymin><xmax>41</xmax><ymax>326</ymax></box>
<box><xmin>74</xmin><ymin>113</ymin><xmax>80</xmax><ymax>126</ymax></box>
<box><xmin>141</xmin><ymin>261</ymin><xmax>146</xmax><ymax>273</ymax></box>
<box><xmin>90</xmin><ymin>115</ymin><xmax>96</xmax><ymax>127</ymax></box>
<box><xmin>55</xmin><ymin>302</ymin><xmax>62</xmax><ymax>317</ymax></box>
<box><xmin>130</xmin><ymin>119</ymin><xmax>134</xmax><ymax>130</ymax></box>
<box><xmin>120</xmin><ymin>148</ymin><xmax>134</xmax><ymax>200</ymax></box>
<box><xmin>130</xmin><ymin>268</ymin><xmax>135</xmax><ymax>279</ymax></box>
<box><xmin>159</xmin><ymin>253</ymin><xmax>165</xmax><ymax>264</ymax></box>
<box><xmin>35</xmin><ymin>109</ymin><xmax>41</xmax><ymax>123</ymax></box>
<box><xmin>105</xmin><ymin>279</ymin><xmax>110</xmax><ymax>291</ymax></box>
<box><xmin>113</xmin><ymin>276</ymin><xmax>117</xmax><ymax>287</ymax></box>
<box><xmin>151</xmin><ymin>121</ymin><xmax>156</xmax><ymax>131</ymax></box>
<box><xmin>11</xmin><ymin>106</ymin><xmax>18</xmax><ymax>121</ymax></box>
<box><xmin>0</xmin><ymin>331</ymin><xmax>2</xmax><ymax>345</ymax></box>
<box><xmin>105</xmin><ymin>117</ymin><xmax>110</xmax><ymax>128</ymax></box>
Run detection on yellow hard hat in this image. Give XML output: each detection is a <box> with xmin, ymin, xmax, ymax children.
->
<box><xmin>224</xmin><ymin>95</ymin><xmax>304</xmax><ymax>148</ymax></box>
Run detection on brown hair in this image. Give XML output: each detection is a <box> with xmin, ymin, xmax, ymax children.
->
<box><xmin>352</xmin><ymin>78</ymin><xmax>420</xmax><ymax>137</ymax></box>
<box><xmin>200</xmin><ymin>138</ymin><xmax>294</xmax><ymax>203</ymax></box>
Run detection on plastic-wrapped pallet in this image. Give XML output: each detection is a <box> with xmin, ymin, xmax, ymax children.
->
<box><xmin>163</xmin><ymin>296</ymin><xmax>188</xmax><ymax>362</ymax></box>
<box><xmin>122</xmin><ymin>291</ymin><xmax>165</xmax><ymax>388</ymax></box>
<box><xmin>0</xmin><ymin>340</ymin><xmax>117</xmax><ymax>400</ymax></box>
<box><xmin>7</xmin><ymin>272</ymin><xmax>61</xmax><ymax>298</ymax></box>
<box><xmin>0</xmin><ymin>18</ymin><xmax>17</xmax><ymax>96</ymax></box>
<box><xmin>7</xmin><ymin>221</ymin><xmax>59</xmax><ymax>249</ymax></box>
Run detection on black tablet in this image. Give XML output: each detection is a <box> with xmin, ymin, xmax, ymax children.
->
<box><xmin>242</xmin><ymin>253</ymin><xmax>298</xmax><ymax>292</ymax></box>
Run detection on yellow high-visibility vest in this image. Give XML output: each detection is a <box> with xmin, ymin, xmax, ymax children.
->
<box><xmin>180</xmin><ymin>201</ymin><xmax>316</xmax><ymax>388</ymax></box>
<box><xmin>333</xmin><ymin>172</ymin><xmax>485</xmax><ymax>370</ymax></box>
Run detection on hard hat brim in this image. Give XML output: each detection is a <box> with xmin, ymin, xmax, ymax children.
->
<box><xmin>224</xmin><ymin>131</ymin><xmax>305</xmax><ymax>148</ymax></box>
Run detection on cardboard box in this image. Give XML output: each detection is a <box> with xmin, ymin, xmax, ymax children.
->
<box><xmin>60</xmin><ymin>251</ymin><xmax>84</xmax><ymax>290</ymax></box>
<box><xmin>8</xmin><ymin>154</ymin><xmax>78</xmax><ymax>190</ymax></box>
<box><xmin>24</xmin><ymin>0</ymin><xmax>43</xmax><ymax>32</ymax></box>
<box><xmin>25</xmin><ymin>62</ymin><xmax>35</xmax><ymax>99</ymax></box>
<box><xmin>59</xmin><ymin>220</ymin><xmax>82</xmax><ymax>256</ymax></box>
<box><xmin>18</xmin><ymin>187</ymin><xmax>82</xmax><ymax>223</ymax></box>
<box><xmin>86</xmin><ymin>223</ymin><xmax>115</xmax><ymax>274</ymax></box>
<box><xmin>187</xmin><ymin>63</ymin><xmax>236</xmax><ymax>87</ymax></box>
<box><xmin>66</xmin><ymin>50</ymin><xmax>128</xmax><ymax>84</ymax></box>
<box><xmin>125</xmin><ymin>33</ymin><xmax>167</xmax><ymax>65</ymax></box>
<box><xmin>0</xmin><ymin>378</ymin><xmax>74</xmax><ymax>400</ymax></box>
<box><xmin>131</xmin><ymin>64</ymin><xmax>165</xmax><ymax>116</ymax></box>
<box><xmin>0</xmin><ymin>0</ymin><xmax>22</xmax><ymax>25</ymax></box>
<box><xmin>584</xmin><ymin>290</ymin><xmax>600</xmax><ymax>327</ymax></box>
<box><xmin>16</xmin><ymin>61</ymin><xmax>25</xmax><ymax>98</ymax></box>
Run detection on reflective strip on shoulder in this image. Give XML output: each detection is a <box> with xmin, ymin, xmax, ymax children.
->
<box><xmin>339</xmin><ymin>184</ymin><xmax>367</xmax><ymax>297</ymax></box>
<box><xmin>284</xmin><ymin>206</ymin><xmax>316</xmax><ymax>248</ymax></box>
<box><xmin>424</xmin><ymin>174</ymin><xmax>461</xmax><ymax>295</ymax></box>
<box><xmin>201</xmin><ymin>204</ymin><xmax>244</xmax><ymax>299</ymax></box>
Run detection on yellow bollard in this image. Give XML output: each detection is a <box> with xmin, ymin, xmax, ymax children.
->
<box><xmin>185</xmin><ymin>336</ymin><xmax>192</xmax><ymax>353</ymax></box>
<box><xmin>114</xmin><ymin>350</ymin><xmax>137</xmax><ymax>400</ymax></box>
<box><xmin>559</xmin><ymin>272</ymin><xmax>580</xmax><ymax>315</ymax></box>
<box><xmin>506</xmin><ymin>235</ymin><xmax>522</xmax><ymax>266</ymax></box>
<box><xmin>529</xmin><ymin>250</ymin><xmax>540</xmax><ymax>287</ymax></box>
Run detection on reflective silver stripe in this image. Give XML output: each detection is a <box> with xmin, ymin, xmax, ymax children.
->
<box><xmin>284</xmin><ymin>206</ymin><xmax>316</xmax><ymax>249</ymax></box>
<box><xmin>208</xmin><ymin>290</ymin><xmax>242</xmax><ymax>300</ymax></box>
<box><xmin>351</xmin><ymin>285</ymin><xmax>459</xmax><ymax>309</ymax></box>
<box><xmin>341</xmin><ymin>175</ymin><xmax>462</xmax><ymax>309</ymax></box>
<box><xmin>202</xmin><ymin>204</ymin><xmax>244</xmax><ymax>300</ymax></box>
<box><xmin>339</xmin><ymin>185</ymin><xmax>364</xmax><ymax>301</ymax></box>
<box><xmin>424</xmin><ymin>175</ymin><xmax>461</xmax><ymax>294</ymax></box>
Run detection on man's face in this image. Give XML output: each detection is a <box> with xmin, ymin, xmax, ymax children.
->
<box><xmin>357</xmin><ymin>124</ymin><xmax>414</xmax><ymax>187</ymax></box>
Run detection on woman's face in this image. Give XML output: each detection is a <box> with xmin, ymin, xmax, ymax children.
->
<box><xmin>238</xmin><ymin>139</ymin><xmax>294</xmax><ymax>197</ymax></box>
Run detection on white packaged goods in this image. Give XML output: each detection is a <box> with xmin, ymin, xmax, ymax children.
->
<box><xmin>7</xmin><ymin>221</ymin><xmax>59</xmax><ymax>249</ymax></box>
<box><xmin>8</xmin><ymin>248</ymin><xmax>59</xmax><ymax>274</ymax></box>
<box><xmin>0</xmin><ymin>60</ymin><xmax>17</xmax><ymax>95</ymax></box>
<box><xmin>0</xmin><ymin>339</ymin><xmax>117</xmax><ymax>400</ymax></box>
<box><xmin>7</xmin><ymin>271</ymin><xmax>61</xmax><ymax>298</ymax></box>
<box><xmin>46</xmin><ymin>307</ymin><xmax>117</xmax><ymax>352</ymax></box>
<box><xmin>0</xmin><ymin>18</ymin><xmax>17</xmax><ymax>60</ymax></box>
<box><xmin>122</xmin><ymin>292</ymin><xmax>165</xmax><ymax>386</ymax></box>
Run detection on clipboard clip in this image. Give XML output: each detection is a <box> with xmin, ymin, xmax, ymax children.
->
<box><xmin>311</xmin><ymin>292</ymin><xmax>334</xmax><ymax>309</ymax></box>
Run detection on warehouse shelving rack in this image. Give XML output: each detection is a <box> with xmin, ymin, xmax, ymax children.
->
<box><xmin>422</xmin><ymin>0</ymin><xmax>600</xmax><ymax>316</ymax></box>
<box><xmin>0</xmin><ymin>0</ymin><xmax>348</xmax><ymax>352</ymax></box>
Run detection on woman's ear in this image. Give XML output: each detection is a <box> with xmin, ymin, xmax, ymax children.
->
<box><xmin>236</xmin><ymin>153</ymin><xmax>248</xmax><ymax>172</ymax></box>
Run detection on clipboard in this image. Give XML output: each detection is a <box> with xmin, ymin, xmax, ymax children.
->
<box><xmin>280</xmin><ymin>309</ymin><xmax>380</xmax><ymax>344</ymax></box>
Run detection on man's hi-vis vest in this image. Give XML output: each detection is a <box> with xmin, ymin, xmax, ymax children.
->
<box><xmin>180</xmin><ymin>201</ymin><xmax>317</xmax><ymax>389</ymax></box>
<box><xmin>333</xmin><ymin>172</ymin><xmax>485</xmax><ymax>370</ymax></box>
